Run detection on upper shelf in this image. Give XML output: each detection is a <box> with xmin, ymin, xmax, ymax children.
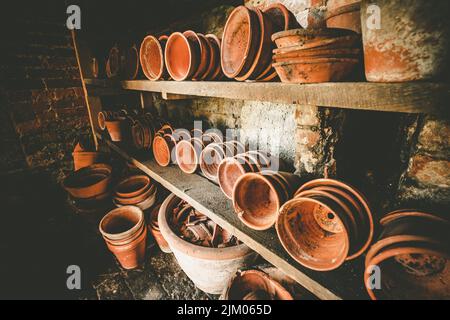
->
<box><xmin>85</xmin><ymin>78</ymin><xmax>449</xmax><ymax>115</ymax></box>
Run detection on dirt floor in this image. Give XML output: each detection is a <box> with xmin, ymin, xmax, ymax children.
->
<box><xmin>0</xmin><ymin>170</ymin><xmax>213</xmax><ymax>300</ymax></box>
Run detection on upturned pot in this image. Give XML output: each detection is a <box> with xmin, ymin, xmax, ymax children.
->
<box><xmin>153</xmin><ymin>133</ymin><xmax>177</xmax><ymax>167</ymax></box>
<box><xmin>63</xmin><ymin>164</ymin><xmax>112</xmax><ymax>199</ymax></box>
<box><xmin>122</xmin><ymin>44</ymin><xmax>140</xmax><ymax>80</ymax></box>
<box><xmin>221</xmin><ymin>6</ymin><xmax>261</xmax><ymax>79</ymax></box>
<box><xmin>105</xmin><ymin>117</ymin><xmax>127</xmax><ymax>142</ymax></box>
<box><xmin>361</xmin><ymin>0</ymin><xmax>450</xmax><ymax>82</ymax></box>
<box><xmin>158</xmin><ymin>194</ymin><xmax>257</xmax><ymax>294</ymax></box>
<box><xmin>148</xmin><ymin>204</ymin><xmax>172</xmax><ymax>253</ymax></box>
<box><xmin>232</xmin><ymin>171</ymin><xmax>300</xmax><ymax>230</ymax></box>
<box><xmin>364</xmin><ymin>210</ymin><xmax>449</xmax><ymax>300</ymax></box>
<box><xmin>176</xmin><ymin>136</ymin><xmax>210</xmax><ymax>174</ymax></box>
<box><xmin>325</xmin><ymin>1</ymin><xmax>361</xmax><ymax>34</ymax></box>
<box><xmin>223</xmin><ymin>269</ymin><xmax>293</xmax><ymax>300</ymax></box>
<box><xmin>218</xmin><ymin>154</ymin><xmax>256</xmax><ymax>200</ymax></box>
<box><xmin>140</xmin><ymin>35</ymin><xmax>168</xmax><ymax>81</ymax></box>
<box><xmin>165</xmin><ymin>32</ymin><xmax>199</xmax><ymax>81</ymax></box>
<box><xmin>106</xmin><ymin>46</ymin><xmax>120</xmax><ymax>78</ymax></box>
<box><xmin>205</xmin><ymin>34</ymin><xmax>224</xmax><ymax>80</ymax></box>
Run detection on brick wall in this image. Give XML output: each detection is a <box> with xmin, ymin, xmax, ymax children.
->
<box><xmin>1</xmin><ymin>10</ymin><xmax>91</xmax><ymax>181</ymax></box>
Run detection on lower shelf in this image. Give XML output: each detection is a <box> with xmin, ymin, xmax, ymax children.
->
<box><xmin>100</xmin><ymin>134</ymin><xmax>368</xmax><ymax>300</ymax></box>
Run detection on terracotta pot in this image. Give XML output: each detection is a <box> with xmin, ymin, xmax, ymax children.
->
<box><xmin>263</xmin><ymin>2</ymin><xmax>298</xmax><ymax>31</ymax></box>
<box><xmin>326</xmin><ymin>1</ymin><xmax>361</xmax><ymax>34</ymax></box>
<box><xmin>63</xmin><ymin>164</ymin><xmax>112</xmax><ymax>199</ymax></box>
<box><xmin>200</xmin><ymin>143</ymin><xmax>227</xmax><ymax>182</ymax></box>
<box><xmin>205</xmin><ymin>34</ymin><xmax>224</xmax><ymax>80</ymax></box>
<box><xmin>131</xmin><ymin>117</ymin><xmax>154</xmax><ymax>151</ymax></box>
<box><xmin>106</xmin><ymin>46</ymin><xmax>120</xmax><ymax>78</ymax></box>
<box><xmin>115</xmin><ymin>175</ymin><xmax>151</xmax><ymax>198</ymax></box>
<box><xmin>221</xmin><ymin>6</ymin><xmax>261</xmax><ymax>79</ymax></box>
<box><xmin>140</xmin><ymin>35</ymin><xmax>168</xmax><ymax>81</ymax></box>
<box><xmin>105</xmin><ymin>117</ymin><xmax>127</xmax><ymax>142</ymax></box>
<box><xmin>153</xmin><ymin>133</ymin><xmax>177</xmax><ymax>167</ymax></box>
<box><xmin>223</xmin><ymin>269</ymin><xmax>293</xmax><ymax>300</ymax></box>
<box><xmin>361</xmin><ymin>0</ymin><xmax>450</xmax><ymax>82</ymax></box>
<box><xmin>105</xmin><ymin>226</ymin><xmax>147</xmax><ymax>270</ymax></box>
<box><xmin>271</xmin><ymin>28</ymin><xmax>354</xmax><ymax>49</ymax></box>
<box><xmin>91</xmin><ymin>57</ymin><xmax>99</xmax><ymax>78</ymax></box>
<box><xmin>165</xmin><ymin>32</ymin><xmax>199</xmax><ymax>81</ymax></box>
<box><xmin>274</xmin><ymin>47</ymin><xmax>360</xmax><ymax>62</ymax></box>
<box><xmin>176</xmin><ymin>137</ymin><xmax>209</xmax><ymax>174</ymax></box>
<box><xmin>218</xmin><ymin>155</ymin><xmax>255</xmax><ymax>200</ymax></box>
<box><xmin>114</xmin><ymin>184</ymin><xmax>157</xmax><ymax>211</ymax></box>
<box><xmin>273</xmin><ymin>58</ymin><xmax>359</xmax><ymax>83</ymax></box>
<box><xmin>232</xmin><ymin>172</ymin><xmax>299</xmax><ymax>230</ymax></box>
<box><xmin>158</xmin><ymin>194</ymin><xmax>257</xmax><ymax>294</ymax></box>
<box><xmin>148</xmin><ymin>204</ymin><xmax>172</xmax><ymax>253</ymax></box>
<box><xmin>98</xmin><ymin>112</ymin><xmax>107</xmax><ymax>131</ymax></box>
<box><xmin>122</xmin><ymin>45</ymin><xmax>140</xmax><ymax>80</ymax></box>
<box><xmin>188</xmin><ymin>32</ymin><xmax>211</xmax><ymax>80</ymax></box>
<box><xmin>364</xmin><ymin>210</ymin><xmax>449</xmax><ymax>300</ymax></box>
<box><xmin>72</xmin><ymin>150</ymin><xmax>103</xmax><ymax>171</ymax></box>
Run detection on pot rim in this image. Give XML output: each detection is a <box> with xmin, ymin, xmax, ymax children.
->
<box><xmin>273</xmin><ymin>57</ymin><xmax>359</xmax><ymax>67</ymax></box>
<box><xmin>380</xmin><ymin>210</ymin><xmax>449</xmax><ymax>226</ymax></box>
<box><xmin>263</xmin><ymin>2</ymin><xmax>292</xmax><ymax>31</ymax></box>
<box><xmin>115</xmin><ymin>175</ymin><xmax>151</xmax><ymax>198</ymax></box>
<box><xmin>271</xmin><ymin>28</ymin><xmax>353</xmax><ymax>42</ymax></box>
<box><xmin>165</xmin><ymin>32</ymin><xmax>194</xmax><ymax>81</ymax></box>
<box><xmin>153</xmin><ymin>135</ymin><xmax>173</xmax><ymax>167</ymax></box>
<box><xmin>176</xmin><ymin>140</ymin><xmax>199</xmax><ymax>174</ymax></box>
<box><xmin>325</xmin><ymin>2</ymin><xmax>361</xmax><ymax>20</ymax></box>
<box><xmin>99</xmin><ymin>205</ymin><xmax>145</xmax><ymax>241</ymax></box>
<box><xmin>140</xmin><ymin>35</ymin><xmax>164</xmax><ymax>81</ymax></box>
<box><xmin>158</xmin><ymin>194</ymin><xmax>253</xmax><ymax>260</ymax></box>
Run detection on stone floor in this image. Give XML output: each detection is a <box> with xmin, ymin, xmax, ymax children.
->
<box><xmin>0</xmin><ymin>170</ymin><xmax>212</xmax><ymax>300</ymax></box>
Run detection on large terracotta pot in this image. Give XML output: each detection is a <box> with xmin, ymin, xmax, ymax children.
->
<box><xmin>140</xmin><ymin>35</ymin><xmax>169</xmax><ymax>81</ymax></box>
<box><xmin>361</xmin><ymin>0</ymin><xmax>450</xmax><ymax>82</ymax></box>
<box><xmin>165</xmin><ymin>32</ymin><xmax>199</xmax><ymax>81</ymax></box>
<box><xmin>105</xmin><ymin>117</ymin><xmax>127</xmax><ymax>142</ymax></box>
<box><xmin>63</xmin><ymin>164</ymin><xmax>112</xmax><ymax>199</ymax></box>
<box><xmin>158</xmin><ymin>194</ymin><xmax>257</xmax><ymax>294</ymax></box>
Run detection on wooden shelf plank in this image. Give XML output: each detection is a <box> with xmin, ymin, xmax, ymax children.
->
<box><xmin>85</xmin><ymin>78</ymin><xmax>449</xmax><ymax>115</ymax></box>
<box><xmin>99</xmin><ymin>134</ymin><xmax>368</xmax><ymax>300</ymax></box>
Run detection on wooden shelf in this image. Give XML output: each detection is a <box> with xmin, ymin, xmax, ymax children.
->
<box><xmin>85</xmin><ymin>78</ymin><xmax>449</xmax><ymax>115</ymax></box>
<box><xmin>98</xmin><ymin>133</ymin><xmax>369</xmax><ymax>300</ymax></box>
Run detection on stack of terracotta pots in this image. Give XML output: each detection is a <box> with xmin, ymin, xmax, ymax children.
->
<box><xmin>129</xmin><ymin>113</ymin><xmax>164</xmax><ymax>151</ymax></box>
<box><xmin>148</xmin><ymin>204</ymin><xmax>171</xmax><ymax>253</ymax></box>
<box><xmin>140</xmin><ymin>35</ymin><xmax>170</xmax><ymax>81</ymax></box>
<box><xmin>99</xmin><ymin>206</ymin><xmax>147</xmax><ymax>269</ymax></box>
<box><xmin>158</xmin><ymin>193</ymin><xmax>257</xmax><ymax>294</ymax></box>
<box><xmin>106</xmin><ymin>44</ymin><xmax>140</xmax><ymax>80</ymax></box>
<box><xmin>365</xmin><ymin>210</ymin><xmax>449</xmax><ymax>300</ymax></box>
<box><xmin>361</xmin><ymin>0</ymin><xmax>450</xmax><ymax>82</ymax></box>
<box><xmin>276</xmin><ymin>179</ymin><xmax>374</xmax><ymax>271</ymax></box>
<box><xmin>72</xmin><ymin>142</ymin><xmax>103</xmax><ymax>171</ymax></box>
<box><xmin>199</xmin><ymin>140</ymin><xmax>245</xmax><ymax>183</ymax></box>
<box><xmin>153</xmin><ymin>126</ymin><xmax>191</xmax><ymax>167</ymax></box>
<box><xmin>271</xmin><ymin>28</ymin><xmax>362</xmax><ymax>83</ymax></box>
<box><xmin>325</xmin><ymin>0</ymin><xmax>361</xmax><ymax>34</ymax></box>
<box><xmin>97</xmin><ymin>110</ymin><xmax>127</xmax><ymax>132</ymax></box>
<box><xmin>221</xmin><ymin>4</ymin><xmax>298</xmax><ymax>82</ymax></box>
<box><xmin>99</xmin><ymin>110</ymin><xmax>129</xmax><ymax>142</ymax></box>
<box><xmin>113</xmin><ymin>175</ymin><xmax>157</xmax><ymax>211</ymax></box>
<box><xmin>164</xmin><ymin>31</ymin><xmax>224</xmax><ymax>81</ymax></box>
<box><xmin>218</xmin><ymin>150</ymin><xmax>277</xmax><ymax>199</ymax></box>
<box><xmin>232</xmin><ymin>171</ymin><xmax>301</xmax><ymax>230</ymax></box>
<box><xmin>223</xmin><ymin>269</ymin><xmax>293</xmax><ymax>300</ymax></box>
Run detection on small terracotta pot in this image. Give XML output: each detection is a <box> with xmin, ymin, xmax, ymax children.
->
<box><xmin>223</xmin><ymin>269</ymin><xmax>293</xmax><ymax>300</ymax></box>
<box><xmin>200</xmin><ymin>143</ymin><xmax>227</xmax><ymax>182</ymax></box>
<box><xmin>325</xmin><ymin>1</ymin><xmax>361</xmax><ymax>34</ymax></box>
<box><xmin>63</xmin><ymin>164</ymin><xmax>112</xmax><ymax>199</ymax></box>
<box><xmin>221</xmin><ymin>6</ymin><xmax>261</xmax><ymax>79</ymax></box>
<box><xmin>189</xmin><ymin>32</ymin><xmax>211</xmax><ymax>80</ymax></box>
<box><xmin>205</xmin><ymin>34</ymin><xmax>224</xmax><ymax>80</ymax></box>
<box><xmin>115</xmin><ymin>175</ymin><xmax>151</xmax><ymax>198</ymax></box>
<box><xmin>218</xmin><ymin>155</ymin><xmax>255</xmax><ymax>199</ymax></box>
<box><xmin>165</xmin><ymin>32</ymin><xmax>199</xmax><ymax>81</ymax></box>
<box><xmin>122</xmin><ymin>45</ymin><xmax>140</xmax><ymax>80</ymax></box>
<box><xmin>273</xmin><ymin>58</ymin><xmax>359</xmax><ymax>83</ymax></box>
<box><xmin>105</xmin><ymin>117</ymin><xmax>127</xmax><ymax>142</ymax></box>
<box><xmin>153</xmin><ymin>133</ymin><xmax>177</xmax><ymax>167</ymax></box>
<box><xmin>176</xmin><ymin>137</ymin><xmax>210</xmax><ymax>174</ymax></box>
<box><xmin>148</xmin><ymin>204</ymin><xmax>172</xmax><ymax>253</ymax></box>
<box><xmin>140</xmin><ymin>35</ymin><xmax>168</xmax><ymax>81</ymax></box>
<box><xmin>105</xmin><ymin>226</ymin><xmax>147</xmax><ymax>270</ymax></box>
<box><xmin>106</xmin><ymin>46</ymin><xmax>120</xmax><ymax>78</ymax></box>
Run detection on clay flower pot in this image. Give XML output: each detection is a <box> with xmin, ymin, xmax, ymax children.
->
<box><xmin>271</xmin><ymin>28</ymin><xmax>353</xmax><ymax>49</ymax></box>
<box><xmin>99</xmin><ymin>206</ymin><xmax>147</xmax><ymax>269</ymax></box>
<box><xmin>205</xmin><ymin>34</ymin><xmax>224</xmax><ymax>80</ymax></box>
<box><xmin>176</xmin><ymin>137</ymin><xmax>210</xmax><ymax>174</ymax></box>
<box><xmin>364</xmin><ymin>210</ymin><xmax>449</xmax><ymax>300</ymax></box>
<box><xmin>131</xmin><ymin>115</ymin><xmax>155</xmax><ymax>151</ymax></box>
<box><xmin>325</xmin><ymin>1</ymin><xmax>361</xmax><ymax>34</ymax></box>
<box><xmin>218</xmin><ymin>154</ymin><xmax>256</xmax><ymax>200</ymax></box>
<box><xmin>114</xmin><ymin>183</ymin><xmax>157</xmax><ymax>211</ymax></box>
<box><xmin>221</xmin><ymin>6</ymin><xmax>261</xmax><ymax>79</ymax></box>
<box><xmin>140</xmin><ymin>35</ymin><xmax>168</xmax><ymax>81</ymax></box>
<box><xmin>105</xmin><ymin>117</ymin><xmax>127</xmax><ymax>142</ymax></box>
<box><xmin>148</xmin><ymin>204</ymin><xmax>172</xmax><ymax>253</ymax></box>
<box><xmin>115</xmin><ymin>175</ymin><xmax>151</xmax><ymax>198</ymax></box>
<box><xmin>153</xmin><ymin>133</ymin><xmax>177</xmax><ymax>167</ymax></box>
<box><xmin>122</xmin><ymin>44</ymin><xmax>140</xmax><ymax>80</ymax></box>
<box><xmin>361</xmin><ymin>0</ymin><xmax>450</xmax><ymax>82</ymax></box>
<box><xmin>165</xmin><ymin>32</ymin><xmax>199</xmax><ymax>81</ymax></box>
<box><xmin>63</xmin><ymin>164</ymin><xmax>112</xmax><ymax>199</ymax></box>
<box><xmin>199</xmin><ymin>143</ymin><xmax>227</xmax><ymax>182</ymax></box>
<box><xmin>232</xmin><ymin>172</ymin><xmax>300</xmax><ymax>230</ymax></box>
<box><xmin>72</xmin><ymin>143</ymin><xmax>103</xmax><ymax>171</ymax></box>
<box><xmin>158</xmin><ymin>193</ymin><xmax>257</xmax><ymax>294</ymax></box>
<box><xmin>273</xmin><ymin>47</ymin><xmax>361</xmax><ymax>62</ymax></box>
<box><xmin>106</xmin><ymin>46</ymin><xmax>120</xmax><ymax>78</ymax></box>
<box><xmin>185</xmin><ymin>32</ymin><xmax>210</xmax><ymax>80</ymax></box>
<box><xmin>223</xmin><ymin>269</ymin><xmax>293</xmax><ymax>300</ymax></box>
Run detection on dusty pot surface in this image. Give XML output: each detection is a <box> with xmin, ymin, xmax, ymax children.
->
<box><xmin>223</xmin><ymin>269</ymin><xmax>294</xmax><ymax>300</ymax></box>
<box><xmin>63</xmin><ymin>164</ymin><xmax>112</xmax><ymax>199</ymax></box>
<box><xmin>140</xmin><ymin>35</ymin><xmax>167</xmax><ymax>81</ymax></box>
<box><xmin>158</xmin><ymin>194</ymin><xmax>257</xmax><ymax>294</ymax></box>
<box><xmin>165</xmin><ymin>32</ymin><xmax>199</xmax><ymax>81</ymax></box>
<box><xmin>361</xmin><ymin>0</ymin><xmax>450</xmax><ymax>82</ymax></box>
<box><xmin>325</xmin><ymin>1</ymin><xmax>361</xmax><ymax>34</ymax></box>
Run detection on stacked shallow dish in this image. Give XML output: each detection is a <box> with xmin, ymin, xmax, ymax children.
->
<box><xmin>271</xmin><ymin>28</ymin><xmax>362</xmax><ymax>83</ymax></box>
<box><xmin>221</xmin><ymin>4</ymin><xmax>298</xmax><ymax>82</ymax></box>
<box><xmin>106</xmin><ymin>44</ymin><xmax>140</xmax><ymax>80</ymax></box>
<box><xmin>164</xmin><ymin>31</ymin><xmax>224</xmax><ymax>81</ymax></box>
<box><xmin>113</xmin><ymin>175</ymin><xmax>157</xmax><ymax>211</ymax></box>
<box><xmin>129</xmin><ymin>113</ymin><xmax>165</xmax><ymax>151</ymax></box>
<box><xmin>153</xmin><ymin>125</ymin><xmax>190</xmax><ymax>167</ymax></box>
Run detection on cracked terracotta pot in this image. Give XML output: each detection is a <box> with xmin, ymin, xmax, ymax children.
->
<box><xmin>364</xmin><ymin>210</ymin><xmax>450</xmax><ymax>300</ymax></box>
<box><xmin>232</xmin><ymin>171</ymin><xmax>300</xmax><ymax>231</ymax></box>
<box><xmin>148</xmin><ymin>204</ymin><xmax>172</xmax><ymax>253</ymax></box>
<box><xmin>221</xmin><ymin>6</ymin><xmax>261</xmax><ymax>79</ymax></box>
<box><xmin>223</xmin><ymin>269</ymin><xmax>293</xmax><ymax>300</ymax></box>
<box><xmin>105</xmin><ymin>117</ymin><xmax>127</xmax><ymax>142</ymax></box>
<box><xmin>99</xmin><ymin>206</ymin><xmax>147</xmax><ymax>269</ymax></box>
<box><xmin>158</xmin><ymin>193</ymin><xmax>257</xmax><ymax>294</ymax></box>
<box><xmin>63</xmin><ymin>164</ymin><xmax>112</xmax><ymax>199</ymax></box>
<box><xmin>165</xmin><ymin>32</ymin><xmax>199</xmax><ymax>81</ymax></box>
<box><xmin>361</xmin><ymin>0</ymin><xmax>450</xmax><ymax>82</ymax></box>
<box><xmin>325</xmin><ymin>1</ymin><xmax>361</xmax><ymax>34</ymax></box>
<box><xmin>140</xmin><ymin>35</ymin><xmax>169</xmax><ymax>81</ymax></box>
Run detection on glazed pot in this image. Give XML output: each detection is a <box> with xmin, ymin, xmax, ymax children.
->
<box><xmin>140</xmin><ymin>35</ymin><xmax>168</xmax><ymax>81</ymax></box>
<box><xmin>361</xmin><ymin>0</ymin><xmax>450</xmax><ymax>82</ymax></box>
<box><xmin>273</xmin><ymin>58</ymin><xmax>359</xmax><ymax>83</ymax></box>
<box><xmin>223</xmin><ymin>269</ymin><xmax>293</xmax><ymax>300</ymax></box>
<box><xmin>221</xmin><ymin>6</ymin><xmax>261</xmax><ymax>79</ymax></box>
<box><xmin>115</xmin><ymin>175</ymin><xmax>151</xmax><ymax>198</ymax></box>
<box><xmin>122</xmin><ymin>44</ymin><xmax>140</xmax><ymax>80</ymax></box>
<box><xmin>105</xmin><ymin>117</ymin><xmax>127</xmax><ymax>142</ymax></box>
<box><xmin>158</xmin><ymin>194</ymin><xmax>257</xmax><ymax>294</ymax></box>
<box><xmin>153</xmin><ymin>133</ymin><xmax>177</xmax><ymax>167</ymax></box>
<box><xmin>165</xmin><ymin>32</ymin><xmax>199</xmax><ymax>81</ymax></box>
<box><xmin>148</xmin><ymin>204</ymin><xmax>172</xmax><ymax>253</ymax></box>
<box><xmin>325</xmin><ymin>1</ymin><xmax>361</xmax><ymax>34</ymax></box>
<box><xmin>364</xmin><ymin>210</ymin><xmax>450</xmax><ymax>300</ymax></box>
<box><xmin>63</xmin><ymin>164</ymin><xmax>112</xmax><ymax>199</ymax></box>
